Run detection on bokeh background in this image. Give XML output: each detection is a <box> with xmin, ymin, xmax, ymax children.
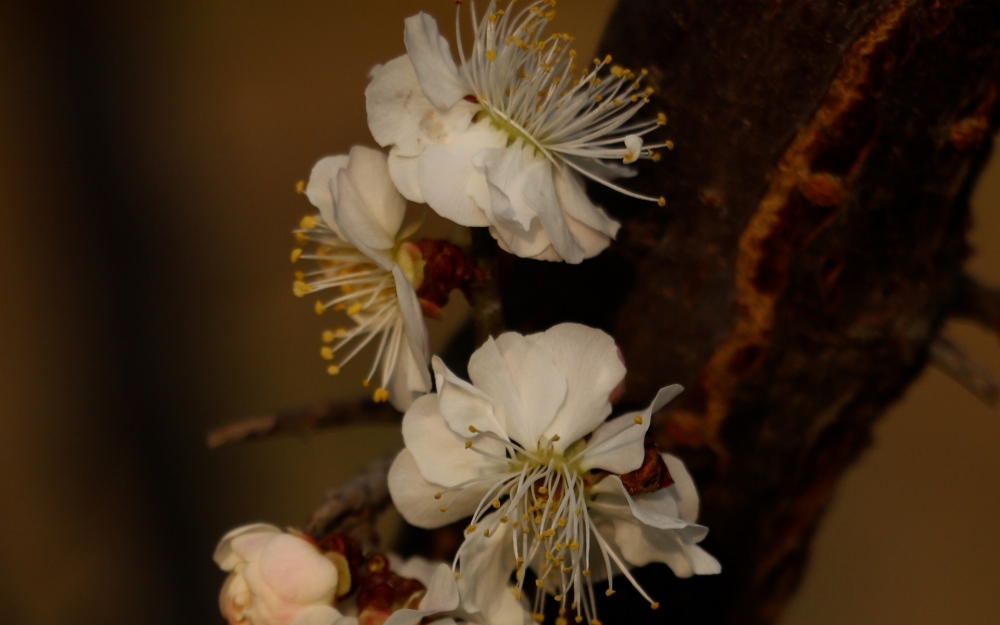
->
<box><xmin>1</xmin><ymin>1</ymin><xmax>997</xmax><ymax>624</ymax></box>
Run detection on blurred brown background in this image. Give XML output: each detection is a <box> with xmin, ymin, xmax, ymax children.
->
<box><xmin>0</xmin><ymin>1</ymin><xmax>996</xmax><ymax>624</ymax></box>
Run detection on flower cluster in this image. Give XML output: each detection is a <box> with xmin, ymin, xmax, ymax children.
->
<box><xmin>219</xmin><ymin>3</ymin><xmax>719</xmax><ymax>625</ymax></box>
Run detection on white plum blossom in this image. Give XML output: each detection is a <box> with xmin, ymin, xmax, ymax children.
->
<box><xmin>292</xmin><ymin>146</ymin><xmax>432</xmax><ymax>411</ymax></box>
<box><xmin>383</xmin><ymin>556</ymin><xmax>532</xmax><ymax>625</ymax></box>
<box><xmin>387</xmin><ymin>323</ymin><xmax>719</xmax><ymax>625</ymax></box>
<box><xmin>214</xmin><ymin>524</ymin><xmax>357</xmax><ymax>625</ymax></box>
<box><xmin>366</xmin><ymin>1</ymin><xmax>669</xmax><ymax>264</ymax></box>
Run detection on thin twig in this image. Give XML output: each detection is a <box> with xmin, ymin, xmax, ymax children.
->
<box><xmin>468</xmin><ymin>228</ymin><xmax>506</xmax><ymax>346</ymax></box>
<box><xmin>206</xmin><ymin>400</ymin><xmax>401</xmax><ymax>449</ymax></box>
<box><xmin>307</xmin><ymin>453</ymin><xmax>395</xmax><ymax>536</ymax></box>
<box><xmin>952</xmin><ymin>274</ymin><xmax>1000</xmax><ymax>334</ymax></box>
<box><xmin>929</xmin><ymin>335</ymin><xmax>999</xmax><ymax>407</ymax></box>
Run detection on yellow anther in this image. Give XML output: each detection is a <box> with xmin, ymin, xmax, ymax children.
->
<box><xmin>500</xmin><ymin>516</ymin><xmax>509</xmax><ymax>523</ymax></box>
<box><xmin>314</xmin><ymin>300</ymin><xmax>325</xmax><ymax>315</ymax></box>
<box><xmin>538</xmin><ymin>486</ymin><xmax>548</xmax><ymax>494</ymax></box>
<box><xmin>575</xmin><ymin>617</ymin><xmax>583</xmax><ymax>624</ymax></box>
<box><xmin>551</xmin><ymin>434</ymin><xmax>560</xmax><ymax>442</ymax></box>
<box><xmin>556</xmin><ymin>597</ymin><xmax>564</xmax><ymax>604</ymax></box>
<box><xmin>346</xmin><ymin>302</ymin><xmax>363</xmax><ymax>316</ymax></box>
<box><xmin>326</xmin><ymin>365</ymin><xmax>340</xmax><ymax>376</ymax></box>
<box><xmin>604</xmin><ymin>54</ymin><xmax>612</xmax><ymax>63</ymax></box>
<box><xmin>373</xmin><ymin>388</ymin><xmax>389</xmax><ymax>403</ymax></box>
<box><xmin>512</xmin><ymin>521</ymin><xmax>520</xmax><ymax>528</ymax></box>
<box><xmin>299</xmin><ymin>215</ymin><xmax>318</xmax><ymax>229</ymax></box>
<box><xmin>465</xmin><ymin>440</ymin><xmax>473</xmax><ymax>449</ymax></box>
<box><xmin>321</xmin><ymin>330</ymin><xmax>335</xmax><ymax>343</ymax></box>
<box><xmin>582</xmin><ymin>569</ymin><xmax>590</xmax><ymax>577</ymax></box>
<box><xmin>657</xmin><ymin>112</ymin><xmax>667</xmax><ymax>125</ymax></box>
<box><xmin>658</xmin><ymin>197</ymin><xmax>666</xmax><ymax>207</ymax></box>
<box><xmin>651</xmin><ymin>151</ymin><xmax>662</xmax><ymax>162</ymax></box>
<box><xmin>320</xmin><ymin>346</ymin><xmax>334</xmax><ymax>360</ymax></box>
<box><xmin>535</xmin><ymin>515</ymin><xmax>543</xmax><ymax>524</ymax></box>
<box><xmin>454</xmin><ymin>571</ymin><xmax>461</xmax><ymax>579</ymax></box>
<box><xmin>545</xmin><ymin>551</ymin><xmax>553</xmax><ymax>560</ymax></box>
<box><xmin>294</xmin><ymin>231</ymin><xmax>309</xmax><ymax>245</ymax></box>
<box><xmin>469</xmin><ymin>425</ymin><xmax>477</xmax><ymax>433</ymax></box>
<box><xmin>610</xmin><ymin>65</ymin><xmax>625</xmax><ymax>78</ymax></box>
<box><xmin>634</xmin><ymin>415</ymin><xmax>643</xmax><ymax>424</ymax></box>
<box><xmin>591</xmin><ymin>619</ymin><xmax>603</xmax><ymax>625</ymax></box>
<box><xmin>650</xmin><ymin>602</ymin><xmax>660</xmax><ymax>610</ymax></box>
<box><xmin>535</xmin><ymin>579</ymin><xmax>544</xmax><ymax>588</ymax></box>
<box><xmin>512</xmin><ymin>589</ymin><xmax>522</xmax><ymax>601</ymax></box>
<box><xmin>594</xmin><ymin>94</ymin><xmax>602</xmax><ymax>102</ymax></box>
<box><xmin>666</xmin><ymin>140</ymin><xmax>675</xmax><ymax>150</ymax></box>
<box><xmin>492</xmin><ymin>499</ymin><xmax>501</xmax><ymax>508</ymax></box>
<box><xmin>294</xmin><ymin>270</ymin><xmax>305</xmax><ymax>280</ymax></box>
<box><xmin>543</xmin><ymin>529</ymin><xmax>556</xmax><ymax>538</ymax></box>
<box><xmin>516</xmin><ymin>569</ymin><xmax>524</xmax><ymax>580</ymax></box>
<box><xmin>557</xmin><ymin>518</ymin><xmax>566</xmax><ymax>527</ymax></box>
<box><xmin>562</xmin><ymin>566</ymin><xmax>572</xmax><ymax>573</ymax></box>
<box><xmin>465</xmin><ymin>524</ymin><xmax>477</xmax><ymax>534</ymax></box>
<box><xmin>293</xmin><ymin>281</ymin><xmax>311</xmax><ymax>297</ymax></box>
<box><xmin>516</xmin><ymin>556</ymin><xmax>525</xmax><ymax>567</ymax></box>
<box><xmin>439</xmin><ymin>506</ymin><xmax>448</xmax><ymax>512</ymax></box>
<box><xmin>486</xmin><ymin>49</ymin><xmax>497</xmax><ymax>61</ymax></box>
<box><xmin>291</xmin><ymin>248</ymin><xmax>302</xmax><ymax>262</ymax></box>
<box><xmin>434</xmin><ymin>492</ymin><xmax>442</xmax><ymax>499</ymax></box>
<box><xmin>295</xmin><ymin>179</ymin><xmax>305</xmax><ymax>194</ymax></box>
<box><xmin>613</xmin><ymin>98</ymin><xmax>621</xmax><ymax>107</ymax></box>
<box><xmin>605</xmin><ymin>589</ymin><xmax>616</xmax><ymax>596</ymax></box>
<box><xmin>484</xmin><ymin>529</ymin><xmax>491</xmax><ymax>537</ymax></box>
<box><xmin>574</xmin><ymin>508</ymin><xmax>582</xmax><ymax>516</ymax></box>
<box><xmin>554</xmin><ymin>542</ymin><xmax>563</xmax><ymax>551</ymax></box>
<box><xmin>556</xmin><ymin>619</ymin><xmax>568</xmax><ymax>625</ymax></box>
<box><xmin>362</xmin><ymin>379</ymin><xmax>369</xmax><ymax>387</ymax></box>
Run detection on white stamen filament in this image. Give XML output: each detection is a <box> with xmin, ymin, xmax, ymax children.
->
<box><xmin>454</xmin><ymin>0</ymin><xmax>668</xmax><ymax>204</ymax></box>
<box><xmin>292</xmin><ymin>219</ymin><xmax>411</xmax><ymax>401</ymax></box>
<box><xmin>447</xmin><ymin>425</ymin><xmax>658</xmax><ymax>622</ymax></box>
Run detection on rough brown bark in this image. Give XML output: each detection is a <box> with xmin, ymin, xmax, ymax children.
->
<box><xmin>498</xmin><ymin>1</ymin><xmax>1000</xmax><ymax>623</ymax></box>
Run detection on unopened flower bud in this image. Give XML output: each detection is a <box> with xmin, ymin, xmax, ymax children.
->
<box><xmin>214</xmin><ymin>524</ymin><xmax>341</xmax><ymax>625</ymax></box>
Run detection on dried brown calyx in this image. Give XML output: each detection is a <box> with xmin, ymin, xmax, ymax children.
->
<box><xmin>617</xmin><ymin>436</ymin><xmax>675</xmax><ymax>495</ymax></box>
<box><xmin>413</xmin><ymin>239</ymin><xmax>481</xmax><ymax>318</ymax></box>
<box><xmin>356</xmin><ymin>554</ymin><xmax>427</xmax><ymax>625</ymax></box>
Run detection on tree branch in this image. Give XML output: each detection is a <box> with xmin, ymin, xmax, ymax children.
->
<box><xmin>953</xmin><ymin>274</ymin><xmax>1000</xmax><ymax>334</ymax></box>
<box><xmin>930</xmin><ymin>334</ymin><xmax>1000</xmax><ymax>407</ymax></box>
<box><xmin>206</xmin><ymin>400</ymin><xmax>400</xmax><ymax>449</ymax></box>
<box><xmin>306</xmin><ymin>453</ymin><xmax>395</xmax><ymax>536</ymax></box>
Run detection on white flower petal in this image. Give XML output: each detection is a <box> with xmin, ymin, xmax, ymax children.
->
<box><xmin>346</xmin><ymin>146</ymin><xmax>406</xmax><ymax>243</ymax></box>
<box><xmin>663</xmin><ymin>453</ymin><xmax>701</xmax><ymax>524</ymax></box>
<box><xmin>214</xmin><ymin>524</ymin><xmax>282</xmax><ymax>570</ymax></box>
<box><xmin>388</xmin><ymin>449</ymin><xmax>494</xmax><ymax>528</ymax></box>
<box><xmin>521</xmin><ymin>157</ymin><xmax>585</xmax><ymax>263</ymax></box>
<box><xmin>333</xmin><ymin>168</ymin><xmax>393</xmax><ymax>270</ymax></box>
<box><xmin>468</xmin><ymin>334</ymin><xmax>566</xmax><ymax>448</ymax></box>
<box><xmin>529</xmin><ymin>324</ymin><xmax>625</xmax><ymax>452</ymax></box>
<box><xmin>388</xmin><ymin>149</ymin><xmax>425</xmax><ymax>203</ymax></box>
<box><xmin>402</xmin><ymin>394</ymin><xmax>507</xmax><ymax>487</ymax></box>
<box><xmin>393</xmin><ymin>265</ymin><xmax>430</xmax><ymax>364</ymax></box>
<box><xmin>258</xmin><ymin>534</ymin><xmax>339</xmax><ymax>604</ymax></box>
<box><xmin>288</xmin><ymin>606</ymin><xmax>353</xmax><ymax>625</ymax></box>
<box><xmin>366</xmin><ymin>56</ymin><xmax>477</xmax><ymax>157</ymax></box>
<box><xmin>611</xmin><ymin>517</ymin><xmax>721</xmax><ymax>578</ymax></box>
<box><xmin>388</xmin><ymin>339</ymin><xmax>431</xmax><ymax>412</ymax></box>
<box><xmin>403</xmin><ymin>13</ymin><xmax>469</xmax><ymax>110</ymax></box>
<box><xmin>383</xmin><ymin>563</ymin><xmax>459</xmax><ymax>625</ymax></box>
<box><xmin>552</xmin><ymin>167</ymin><xmax>620</xmax><ymax>239</ymax></box>
<box><xmin>564</xmin><ymin>211</ymin><xmax>612</xmax><ymax>260</ymax></box>
<box><xmin>305</xmin><ymin>155</ymin><xmax>351</xmax><ymax>235</ymax></box>
<box><xmin>431</xmin><ymin>356</ymin><xmax>507</xmax><ymax>438</ymax></box>
<box><xmin>579</xmin><ymin>384</ymin><xmax>683</xmax><ymax>474</ymax></box>
<box><xmin>457</xmin><ymin>512</ymin><xmax>523</xmax><ymax>625</ymax></box>
<box><xmin>589</xmin><ymin>476</ymin><xmax>689</xmax><ymax>531</ymax></box>
<box><xmin>417</xmin><ymin>121</ymin><xmax>503</xmax><ymax>227</ymax></box>
<box><xmin>623</xmin><ymin>134</ymin><xmax>643</xmax><ymax>164</ymax></box>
